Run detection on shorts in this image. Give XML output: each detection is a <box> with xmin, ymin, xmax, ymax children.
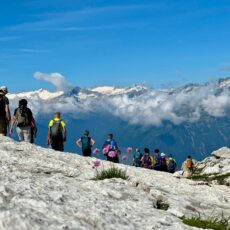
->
<box><xmin>16</xmin><ymin>126</ymin><xmax>32</xmax><ymax>142</ymax></box>
<box><xmin>82</xmin><ymin>149</ymin><xmax>92</xmax><ymax>157</ymax></box>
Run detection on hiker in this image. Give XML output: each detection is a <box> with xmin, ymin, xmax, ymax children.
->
<box><xmin>152</xmin><ymin>149</ymin><xmax>161</xmax><ymax>170</ymax></box>
<box><xmin>76</xmin><ymin>130</ymin><xmax>96</xmax><ymax>157</ymax></box>
<box><xmin>132</xmin><ymin>148</ymin><xmax>143</xmax><ymax>167</ymax></box>
<box><xmin>167</xmin><ymin>154</ymin><xmax>177</xmax><ymax>173</ymax></box>
<box><xmin>183</xmin><ymin>155</ymin><xmax>195</xmax><ymax>177</ymax></box>
<box><xmin>102</xmin><ymin>133</ymin><xmax>120</xmax><ymax>163</ymax></box>
<box><xmin>0</xmin><ymin>86</ymin><xmax>11</xmax><ymax>134</ymax></box>
<box><xmin>141</xmin><ymin>148</ymin><xmax>153</xmax><ymax>169</ymax></box>
<box><xmin>159</xmin><ymin>152</ymin><xmax>168</xmax><ymax>172</ymax></box>
<box><xmin>47</xmin><ymin>112</ymin><xmax>67</xmax><ymax>152</ymax></box>
<box><xmin>0</xmin><ymin>90</ymin><xmax>10</xmax><ymax>136</ymax></box>
<box><xmin>10</xmin><ymin>99</ymin><xmax>37</xmax><ymax>142</ymax></box>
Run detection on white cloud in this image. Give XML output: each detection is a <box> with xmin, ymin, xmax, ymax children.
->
<box><xmin>9</xmin><ymin>77</ymin><xmax>230</xmax><ymax>127</ymax></box>
<box><xmin>34</xmin><ymin>71</ymin><xmax>73</xmax><ymax>92</ymax></box>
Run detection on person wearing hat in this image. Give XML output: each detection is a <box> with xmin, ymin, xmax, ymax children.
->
<box><xmin>10</xmin><ymin>99</ymin><xmax>36</xmax><ymax>142</ymax></box>
<box><xmin>0</xmin><ymin>89</ymin><xmax>10</xmax><ymax>136</ymax></box>
<box><xmin>47</xmin><ymin>112</ymin><xmax>67</xmax><ymax>152</ymax></box>
<box><xmin>0</xmin><ymin>86</ymin><xmax>11</xmax><ymax>134</ymax></box>
<box><xmin>76</xmin><ymin>130</ymin><xmax>96</xmax><ymax>157</ymax></box>
<box><xmin>159</xmin><ymin>152</ymin><xmax>168</xmax><ymax>172</ymax></box>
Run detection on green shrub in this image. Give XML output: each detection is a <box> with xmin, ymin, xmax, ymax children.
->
<box><xmin>94</xmin><ymin>166</ymin><xmax>129</xmax><ymax>180</ymax></box>
<box><xmin>191</xmin><ymin>173</ymin><xmax>230</xmax><ymax>186</ymax></box>
<box><xmin>182</xmin><ymin>214</ymin><xmax>230</xmax><ymax>230</ymax></box>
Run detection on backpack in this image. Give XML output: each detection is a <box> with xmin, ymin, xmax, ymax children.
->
<box><xmin>186</xmin><ymin>159</ymin><xmax>193</xmax><ymax>169</ymax></box>
<box><xmin>143</xmin><ymin>155</ymin><xmax>152</xmax><ymax>168</ymax></box>
<box><xmin>50</xmin><ymin>120</ymin><xmax>62</xmax><ymax>137</ymax></box>
<box><xmin>81</xmin><ymin>137</ymin><xmax>91</xmax><ymax>150</ymax></box>
<box><xmin>0</xmin><ymin>98</ymin><xmax>6</xmax><ymax>118</ymax></box>
<box><xmin>16</xmin><ymin>107</ymin><xmax>31</xmax><ymax>127</ymax></box>
<box><xmin>168</xmin><ymin>159</ymin><xmax>176</xmax><ymax>173</ymax></box>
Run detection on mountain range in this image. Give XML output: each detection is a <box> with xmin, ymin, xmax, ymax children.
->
<box><xmin>8</xmin><ymin>77</ymin><xmax>230</xmax><ymax>165</ymax></box>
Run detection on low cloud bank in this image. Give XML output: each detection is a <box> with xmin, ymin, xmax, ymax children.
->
<box><xmin>10</xmin><ymin>74</ymin><xmax>230</xmax><ymax>127</ymax></box>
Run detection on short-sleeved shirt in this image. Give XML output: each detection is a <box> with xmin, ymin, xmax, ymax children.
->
<box><xmin>49</xmin><ymin>118</ymin><xmax>66</xmax><ymax>131</ymax></box>
<box><xmin>3</xmin><ymin>96</ymin><xmax>9</xmax><ymax>105</ymax></box>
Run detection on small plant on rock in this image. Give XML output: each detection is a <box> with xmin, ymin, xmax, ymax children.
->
<box><xmin>182</xmin><ymin>212</ymin><xmax>230</xmax><ymax>230</ymax></box>
<box><xmin>156</xmin><ymin>200</ymin><xmax>169</xmax><ymax>211</ymax></box>
<box><xmin>92</xmin><ymin>160</ymin><xmax>129</xmax><ymax>180</ymax></box>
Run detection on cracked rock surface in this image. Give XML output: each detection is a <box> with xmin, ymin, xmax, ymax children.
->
<box><xmin>0</xmin><ymin>136</ymin><xmax>230</xmax><ymax>230</ymax></box>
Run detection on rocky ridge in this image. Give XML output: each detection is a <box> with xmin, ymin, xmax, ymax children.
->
<box><xmin>0</xmin><ymin>136</ymin><xmax>230</xmax><ymax>230</ymax></box>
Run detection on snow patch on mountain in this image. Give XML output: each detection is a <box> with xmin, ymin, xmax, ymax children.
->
<box><xmin>0</xmin><ymin>136</ymin><xmax>230</xmax><ymax>229</ymax></box>
<box><xmin>7</xmin><ymin>77</ymin><xmax>230</xmax><ymax>126</ymax></box>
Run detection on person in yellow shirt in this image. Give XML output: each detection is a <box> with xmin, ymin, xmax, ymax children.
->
<box><xmin>47</xmin><ymin>112</ymin><xmax>67</xmax><ymax>151</ymax></box>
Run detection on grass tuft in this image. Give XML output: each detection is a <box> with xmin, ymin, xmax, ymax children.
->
<box><xmin>191</xmin><ymin>173</ymin><xmax>230</xmax><ymax>186</ymax></box>
<box><xmin>182</xmin><ymin>213</ymin><xmax>230</xmax><ymax>230</ymax></box>
<box><xmin>94</xmin><ymin>167</ymin><xmax>129</xmax><ymax>180</ymax></box>
<box><xmin>156</xmin><ymin>200</ymin><xmax>169</xmax><ymax>211</ymax></box>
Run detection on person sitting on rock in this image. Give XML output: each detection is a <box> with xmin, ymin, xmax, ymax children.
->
<box><xmin>141</xmin><ymin>148</ymin><xmax>153</xmax><ymax>169</ymax></box>
<box><xmin>159</xmin><ymin>152</ymin><xmax>168</xmax><ymax>172</ymax></box>
<box><xmin>152</xmin><ymin>148</ymin><xmax>161</xmax><ymax>170</ymax></box>
<box><xmin>167</xmin><ymin>154</ymin><xmax>177</xmax><ymax>173</ymax></box>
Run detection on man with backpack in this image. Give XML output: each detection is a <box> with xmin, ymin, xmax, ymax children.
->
<box><xmin>47</xmin><ymin>112</ymin><xmax>67</xmax><ymax>152</ymax></box>
<box><xmin>10</xmin><ymin>99</ymin><xmax>37</xmax><ymax>142</ymax></box>
<box><xmin>0</xmin><ymin>89</ymin><xmax>10</xmax><ymax>136</ymax></box>
<box><xmin>167</xmin><ymin>154</ymin><xmax>177</xmax><ymax>173</ymax></box>
<box><xmin>184</xmin><ymin>155</ymin><xmax>195</xmax><ymax>177</ymax></box>
<box><xmin>141</xmin><ymin>148</ymin><xmax>153</xmax><ymax>169</ymax></box>
<box><xmin>76</xmin><ymin>130</ymin><xmax>96</xmax><ymax>157</ymax></box>
<box><xmin>132</xmin><ymin>148</ymin><xmax>143</xmax><ymax>167</ymax></box>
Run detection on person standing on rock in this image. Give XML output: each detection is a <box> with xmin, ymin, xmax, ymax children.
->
<box><xmin>132</xmin><ymin>148</ymin><xmax>143</xmax><ymax>167</ymax></box>
<box><xmin>0</xmin><ymin>86</ymin><xmax>11</xmax><ymax>135</ymax></box>
<box><xmin>0</xmin><ymin>89</ymin><xmax>10</xmax><ymax>136</ymax></box>
<box><xmin>183</xmin><ymin>155</ymin><xmax>195</xmax><ymax>177</ymax></box>
<box><xmin>10</xmin><ymin>99</ymin><xmax>37</xmax><ymax>142</ymax></box>
<box><xmin>76</xmin><ymin>130</ymin><xmax>96</xmax><ymax>157</ymax></box>
<box><xmin>102</xmin><ymin>133</ymin><xmax>120</xmax><ymax>163</ymax></box>
<box><xmin>47</xmin><ymin>112</ymin><xmax>67</xmax><ymax>152</ymax></box>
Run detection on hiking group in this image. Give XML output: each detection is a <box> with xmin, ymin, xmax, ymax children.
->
<box><xmin>0</xmin><ymin>86</ymin><xmax>195</xmax><ymax>176</ymax></box>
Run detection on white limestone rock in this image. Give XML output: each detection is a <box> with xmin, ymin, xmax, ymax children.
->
<box><xmin>0</xmin><ymin>136</ymin><xmax>230</xmax><ymax>230</ymax></box>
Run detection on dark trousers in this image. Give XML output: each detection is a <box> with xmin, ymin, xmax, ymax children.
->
<box><xmin>51</xmin><ymin>135</ymin><xmax>64</xmax><ymax>152</ymax></box>
<box><xmin>0</xmin><ymin>117</ymin><xmax>7</xmax><ymax>136</ymax></box>
<box><xmin>107</xmin><ymin>155</ymin><xmax>119</xmax><ymax>163</ymax></box>
<box><xmin>82</xmin><ymin>149</ymin><xmax>92</xmax><ymax>157</ymax></box>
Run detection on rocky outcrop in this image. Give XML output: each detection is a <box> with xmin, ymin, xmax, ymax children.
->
<box><xmin>188</xmin><ymin>147</ymin><xmax>230</xmax><ymax>188</ymax></box>
<box><xmin>0</xmin><ymin>136</ymin><xmax>230</xmax><ymax>230</ymax></box>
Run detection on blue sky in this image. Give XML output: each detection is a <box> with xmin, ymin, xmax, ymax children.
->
<box><xmin>1</xmin><ymin>0</ymin><xmax>230</xmax><ymax>92</ymax></box>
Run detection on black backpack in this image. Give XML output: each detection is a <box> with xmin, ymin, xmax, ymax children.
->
<box><xmin>16</xmin><ymin>107</ymin><xmax>31</xmax><ymax>127</ymax></box>
<box><xmin>0</xmin><ymin>98</ymin><xmax>6</xmax><ymax>118</ymax></box>
<box><xmin>50</xmin><ymin>120</ymin><xmax>63</xmax><ymax>137</ymax></box>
